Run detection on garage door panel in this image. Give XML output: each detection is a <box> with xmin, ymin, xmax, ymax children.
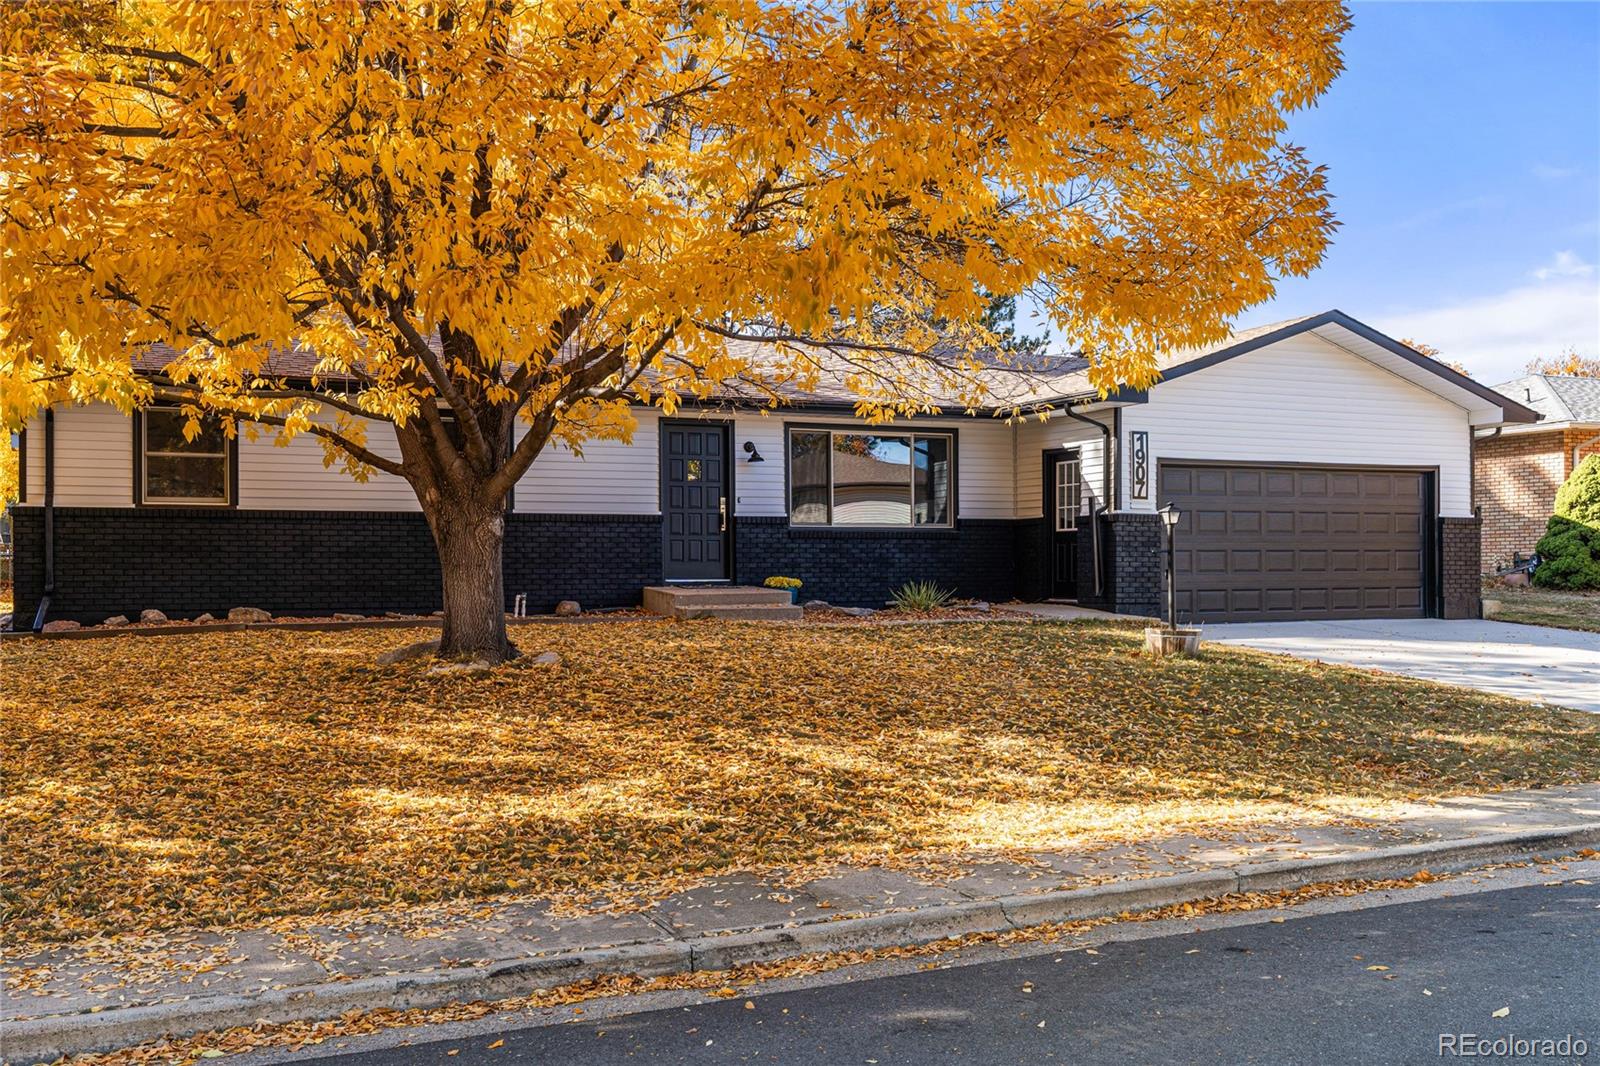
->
<box><xmin>1160</xmin><ymin>463</ymin><xmax>1428</xmax><ymax>623</ymax></box>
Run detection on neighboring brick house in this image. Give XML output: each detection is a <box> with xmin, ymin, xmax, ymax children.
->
<box><xmin>1476</xmin><ymin>375</ymin><xmax>1600</xmax><ymax>573</ymax></box>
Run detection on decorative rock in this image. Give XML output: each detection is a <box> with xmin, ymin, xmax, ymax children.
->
<box><xmin>802</xmin><ymin>599</ymin><xmax>832</xmax><ymax>611</ymax></box>
<box><xmin>377</xmin><ymin>639</ymin><xmax>441</xmax><ymax>665</ymax></box>
<box><xmin>426</xmin><ymin>659</ymin><xmax>492</xmax><ymax>677</ymax></box>
<box><xmin>102</xmin><ymin>615</ymin><xmax>131</xmax><ymax>628</ymax></box>
<box><xmin>969</xmin><ymin>601</ymin><xmax>991</xmax><ymax>613</ymax></box>
<box><xmin>140</xmin><ymin>609</ymin><xmax>168</xmax><ymax>624</ymax></box>
<box><xmin>836</xmin><ymin>606</ymin><xmax>877</xmax><ymax>618</ymax></box>
<box><xmin>526</xmin><ymin>651</ymin><xmax>561</xmax><ymax>667</ymax></box>
<box><xmin>228</xmin><ymin>606</ymin><xmax>271</xmax><ymax>623</ymax></box>
<box><xmin>333</xmin><ymin>612</ymin><xmax>365</xmax><ymax>622</ymax></box>
<box><xmin>193</xmin><ymin>613</ymin><xmax>216</xmax><ymax>624</ymax></box>
<box><xmin>431</xmin><ymin>610</ymin><xmax>446</xmax><ymax>617</ymax></box>
<box><xmin>42</xmin><ymin>619</ymin><xmax>82</xmax><ymax>633</ymax></box>
<box><xmin>554</xmin><ymin>600</ymin><xmax>582</xmax><ymax>617</ymax></box>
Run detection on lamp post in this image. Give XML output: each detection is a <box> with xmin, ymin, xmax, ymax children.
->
<box><xmin>1157</xmin><ymin>503</ymin><xmax>1181</xmax><ymax>631</ymax></box>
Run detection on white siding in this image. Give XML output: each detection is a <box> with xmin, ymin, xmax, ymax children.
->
<box><xmin>1015</xmin><ymin>411</ymin><xmax>1111</xmax><ymax>519</ymax></box>
<box><xmin>238</xmin><ymin>418</ymin><xmax>417</xmax><ymax>511</ymax></box>
<box><xmin>39</xmin><ymin>403</ymin><xmax>135</xmax><ymax>507</ymax></box>
<box><xmin>22</xmin><ymin>413</ymin><xmax>44</xmax><ymax>502</ymax></box>
<box><xmin>1122</xmin><ymin>334</ymin><xmax>1474</xmax><ymax>516</ymax></box>
<box><xmin>513</xmin><ymin>410</ymin><xmax>661</xmax><ymax>515</ymax></box>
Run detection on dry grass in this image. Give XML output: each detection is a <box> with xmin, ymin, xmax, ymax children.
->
<box><xmin>1485</xmin><ymin>582</ymin><xmax>1600</xmax><ymax>632</ymax></box>
<box><xmin>3</xmin><ymin>619</ymin><xmax>1597</xmax><ymax>945</ymax></box>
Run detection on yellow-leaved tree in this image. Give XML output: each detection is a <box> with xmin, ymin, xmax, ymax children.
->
<box><xmin>1</xmin><ymin>0</ymin><xmax>1347</xmax><ymax>662</ymax></box>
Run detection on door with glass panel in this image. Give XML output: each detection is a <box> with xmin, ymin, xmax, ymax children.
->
<box><xmin>1047</xmin><ymin>451</ymin><xmax>1081</xmax><ymax>599</ymax></box>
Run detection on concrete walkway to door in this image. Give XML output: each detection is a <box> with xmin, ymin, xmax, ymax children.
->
<box><xmin>1204</xmin><ymin>618</ymin><xmax>1600</xmax><ymax>713</ymax></box>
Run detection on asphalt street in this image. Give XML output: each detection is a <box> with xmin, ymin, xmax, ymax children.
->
<box><xmin>305</xmin><ymin>879</ymin><xmax>1599</xmax><ymax>1066</ymax></box>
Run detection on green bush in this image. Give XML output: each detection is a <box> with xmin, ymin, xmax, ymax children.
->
<box><xmin>1534</xmin><ymin>455</ymin><xmax>1600</xmax><ymax>589</ymax></box>
<box><xmin>890</xmin><ymin>580</ymin><xmax>953</xmax><ymax>612</ymax></box>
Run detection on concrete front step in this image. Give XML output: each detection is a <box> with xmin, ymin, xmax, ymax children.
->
<box><xmin>678</xmin><ymin>603</ymin><xmax>804</xmax><ymax>622</ymax></box>
<box><xmin>642</xmin><ymin>585</ymin><xmax>795</xmax><ymax>617</ymax></box>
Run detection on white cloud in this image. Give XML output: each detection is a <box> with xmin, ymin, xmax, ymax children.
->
<box><xmin>1533</xmin><ymin>163</ymin><xmax>1578</xmax><ymax>181</ymax></box>
<box><xmin>1531</xmin><ymin>249</ymin><xmax>1595</xmax><ymax>281</ymax></box>
<box><xmin>1377</xmin><ymin>261</ymin><xmax>1600</xmax><ymax>383</ymax></box>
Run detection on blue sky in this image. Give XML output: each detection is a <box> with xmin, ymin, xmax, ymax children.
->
<box><xmin>1037</xmin><ymin>2</ymin><xmax>1600</xmax><ymax>384</ymax></box>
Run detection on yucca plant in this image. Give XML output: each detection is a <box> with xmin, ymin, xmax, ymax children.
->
<box><xmin>891</xmin><ymin>580</ymin><xmax>953</xmax><ymax>612</ymax></box>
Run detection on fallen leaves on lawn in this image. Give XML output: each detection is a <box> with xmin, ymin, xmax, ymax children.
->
<box><xmin>3</xmin><ymin>621</ymin><xmax>1597</xmax><ymax>946</ymax></box>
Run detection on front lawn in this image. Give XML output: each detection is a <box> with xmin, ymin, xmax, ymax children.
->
<box><xmin>4</xmin><ymin>620</ymin><xmax>1597</xmax><ymax>946</ymax></box>
<box><xmin>1484</xmin><ymin>582</ymin><xmax>1600</xmax><ymax>632</ymax></box>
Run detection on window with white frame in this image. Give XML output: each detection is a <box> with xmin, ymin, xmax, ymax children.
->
<box><xmin>1055</xmin><ymin>453</ymin><xmax>1081</xmax><ymax>532</ymax></box>
<box><xmin>789</xmin><ymin>429</ymin><xmax>953</xmax><ymax>527</ymax></box>
<box><xmin>140</xmin><ymin>408</ymin><xmax>231</xmax><ymax>505</ymax></box>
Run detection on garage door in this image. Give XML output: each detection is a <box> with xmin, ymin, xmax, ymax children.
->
<box><xmin>1159</xmin><ymin>464</ymin><xmax>1429</xmax><ymax>623</ymax></box>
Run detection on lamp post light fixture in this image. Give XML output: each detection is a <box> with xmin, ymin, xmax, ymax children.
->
<box><xmin>1157</xmin><ymin>502</ymin><xmax>1181</xmax><ymax>631</ymax></box>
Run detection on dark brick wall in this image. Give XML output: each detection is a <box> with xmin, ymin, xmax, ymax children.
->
<box><xmin>503</xmin><ymin>512</ymin><xmax>661</xmax><ymax>614</ymax></box>
<box><xmin>1442</xmin><ymin>516</ymin><xmax>1482</xmax><ymax>620</ymax></box>
<box><xmin>9</xmin><ymin>507</ymin><xmax>660</xmax><ymax>624</ymax></box>
<box><xmin>1107</xmin><ymin>512</ymin><xmax>1163</xmax><ymax>619</ymax></box>
<box><xmin>734</xmin><ymin>517</ymin><xmax>1022</xmax><ymax>607</ymax></box>
<box><xmin>1012</xmin><ymin>518</ymin><xmax>1049</xmax><ymax>603</ymax></box>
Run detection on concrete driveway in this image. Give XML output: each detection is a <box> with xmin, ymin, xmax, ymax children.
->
<box><xmin>1203</xmin><ymin>618</ymin><xmax>1600</xmax><ymax>712</ymax></box>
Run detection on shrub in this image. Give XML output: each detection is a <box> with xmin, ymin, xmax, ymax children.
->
<box><xmin>891</xmin><ymin>580</ymin><xmax>953</xmax><ymax>612</ymax></box>
<box><xmin>1534</xmin><ymin>455</ymin><xmax>1600</xmax><ymax>589</ymax></box>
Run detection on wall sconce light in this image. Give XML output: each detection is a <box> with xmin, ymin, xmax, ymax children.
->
<box><xmin>743</xmin><ymin>441</ymin><xmax>765</xmax><ymax>463</ymax></box>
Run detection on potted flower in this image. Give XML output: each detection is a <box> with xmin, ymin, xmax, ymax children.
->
<box><xmin>763</xmin><ymin>576</ymin><xmax>803</xmax><ymax>604</ymax></box>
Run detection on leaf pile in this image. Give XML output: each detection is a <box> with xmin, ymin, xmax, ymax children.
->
<box><xmin>3</xmin><ymin>620</ymin><xmax>1597</xmax><ymax>945</ymax></box>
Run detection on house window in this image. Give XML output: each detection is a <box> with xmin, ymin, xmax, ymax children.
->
<box><xmin>1055</xmin><ymin>454</ymin><xmax>1081</xmax><ymax>532</ymax></box>
<box><xmin>140</xmin><ymin>408</ymin><xmax>231</xmax><ymax>505</ymax></box>
<box><xmin>788</xmin><ymin>428</ymin><xmax>953</xmax><ymax>527</ymax></box>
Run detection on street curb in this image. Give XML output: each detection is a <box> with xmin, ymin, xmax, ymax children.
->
<box><xmin>8</xmin><ymin>823</ymin><xmax>1598</xmax><ymax>1063</ymax></box>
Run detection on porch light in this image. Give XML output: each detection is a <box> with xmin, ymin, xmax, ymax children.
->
<box><xmin>743</xmin><ymin>441</ymin><xmax>765</xmax><ymax>463</ymax></box>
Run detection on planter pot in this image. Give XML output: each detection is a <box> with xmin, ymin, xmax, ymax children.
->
<box><xmin>1144</xmin><ymin>626</ymin><xmax>1203</xmax><ymax>658</ymax></box>
<box><xmin>788</xmin><ymin>588</ymin><xmax>799</xmax><ymax>604</ymax></box>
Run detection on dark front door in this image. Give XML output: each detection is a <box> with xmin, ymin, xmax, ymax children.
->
<box><xmin>662</xmin><ymin>422</ymin><xmax>730</xmax><ymax>581</ymax></box>
<box><xmin>1046</xmin><ymin>451</ymin><xmax>1081</xmax><ymax>599</ymax></box>
<box><xmin>1159</xmin><ymin>462</ymin><xmax>1429</xmax><ymax>622</ymax></box>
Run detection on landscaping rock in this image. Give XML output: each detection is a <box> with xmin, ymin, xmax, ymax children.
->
<box><xmin>526</xmin><ymin>651</ymin><xmax>561</xmax><ymax>667</ymax></box>
<box><xmin>229</xmin><ymin>606</ymin><xmax>271</xmax><ymax>623</ymax></box>
<box><xmin>42</xmin><ymin>619</ymin><xmax>82</xmax><ymax>633</ymax></box>
<box><xmin>836</xmin><ymin>606</ymin><xmax>877</xmax><ymax>618</ymax></box>
<box><xmin>427</xmin><ymin>658</ymin><xmax>492</xmax><ymax>677</ymax></box>
<box><xmin>554</xmin><ymin>600</ymin><xmax>582</xmax><ymax>617</ymax></box>
<box><xmin>377</xmin><ymin>639</ymin><xmax>441</xmax><ymax>665</ymax></box>
<box><xmin>802</xmin><ymin>599</ymin><xmax>832</xmax><ymax>611</ymax></box>
<box><xmin>333</xmin><ymin>612</ymin><xmax>365</xmax><ymax>622</ymax></box>
<box><xmin>969</xmin><ymin>601</ymin><xmax>991</xmax><ymax>613</ymax></box>
<box><xmin>193</xmin><ymin>613</ymin><xmax>216</xmax><ymax>624</ymax></box>
<box><xmin>139</xmin><ymin>609</ymin><xmax>168</xmax><ymax>624</ymax></box>
<box><xmin>431</xmin><ymin>610</ymin><xmax>446</xmax><ymax>617</ymax></box>
<box><xmin>102</xmin><ymin>615</ymin><xmax>130</xmax><ymax>628</ymax></box>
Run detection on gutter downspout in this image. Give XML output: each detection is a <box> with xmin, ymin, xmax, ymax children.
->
<box><xmin>31</xmin><ymin>408</ymin><xmax>54</xmax><ymax>633</ymax></box>
<box><xmin>1063</xmin><ymin>403</ymin><xmax>1112</xmax><ymax>599</ymax></box>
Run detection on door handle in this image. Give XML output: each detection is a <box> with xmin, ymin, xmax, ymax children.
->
<box><xmin>720</xmin><ymin>496</ymin><xmax>727</xmax><ymax>533</ymax></box>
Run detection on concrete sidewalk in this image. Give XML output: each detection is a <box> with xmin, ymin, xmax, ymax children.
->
<box><xmin>6</xmin><ymin>784</ymin><xmax>1599</xmax><ymax>1060</ymax></box>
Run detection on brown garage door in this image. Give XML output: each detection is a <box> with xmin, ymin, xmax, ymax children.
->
<box><xmin>1159</xmin><ymin>464</ymin><xmax>1430</xmax><ymax>623</ymax></box>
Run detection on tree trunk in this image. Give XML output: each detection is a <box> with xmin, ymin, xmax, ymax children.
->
<box><xmin>430</xmin><ymin>501</ymin><xmax>515</xmax><ymax>664</ymax></box>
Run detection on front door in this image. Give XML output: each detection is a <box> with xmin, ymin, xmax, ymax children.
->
<box><xmin>1047</xmin><ymin>451</ymin><xmax>1080</xmax><ymax>599</ymax></box>
<box><xmin>662</xmin><ymin>422</ymin><xmax>730</xmax><ymax>581</ymax></box>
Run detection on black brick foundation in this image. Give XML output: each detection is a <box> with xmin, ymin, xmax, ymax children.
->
<box><xmin>1441</xmin><ymin>516</ymin><xmax>1482</xmax><ymax>619</ymax></box>
<box><xmin>1107</xmin><ymin>512</ymin><xmax>1163</xmax><ymax>619</ymax></box>
<box><xmin>9</xmin><ymin>507</ymin><xmax>662</xmax><ymax>624</ymax></box>
<box><xmin>734</xmin><ymin>517</ymin><xmax>1024</xmax><ymax>607</ymax></box>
